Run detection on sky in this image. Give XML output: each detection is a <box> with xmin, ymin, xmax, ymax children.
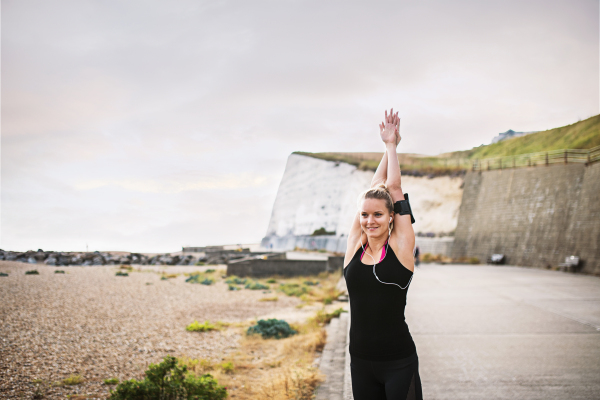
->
<box><xmin>2</xmin><ymin>0</ymin><xmax>598</xmax><ymax>253</ymax></box>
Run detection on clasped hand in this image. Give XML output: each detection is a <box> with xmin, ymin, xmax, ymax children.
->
<box><xmin>379</xmin><ymin>108</ymin><xmax>400</xmax><ymax>145</ymax></box>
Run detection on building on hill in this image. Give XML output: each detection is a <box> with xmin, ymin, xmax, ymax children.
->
<box><xmin>491</xmin><ymin>129</ymin><xmax>537</xmax><ymax>144</ymax></box>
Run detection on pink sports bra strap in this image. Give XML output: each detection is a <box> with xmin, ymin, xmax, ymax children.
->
<box><xmin>361</xmin><ymin>240</ymin><xmax>388</xmax><ymax>262</ymax></box>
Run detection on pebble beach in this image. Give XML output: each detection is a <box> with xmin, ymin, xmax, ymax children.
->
<box><xmin>0</xmin><ymin>261</ymin><xmax>303</xmax><ymax>399</ymax></box>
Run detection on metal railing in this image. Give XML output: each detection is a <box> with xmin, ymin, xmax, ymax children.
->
<box><xmin>471</xmin><ymin>145</ymin><xmax>600</xmax><ymax>171</ymax></box>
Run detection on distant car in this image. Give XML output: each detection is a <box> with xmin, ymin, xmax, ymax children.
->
<box><xmin>487</xmin><ymin>254</ymin><xmax>506</xmax><ymax>265</ymax></box>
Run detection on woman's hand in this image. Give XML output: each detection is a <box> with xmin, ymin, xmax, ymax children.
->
<box><xmin>379</xmin><ymin>108</ymin><xmax>401</xmax><ymax>146</ymax></box>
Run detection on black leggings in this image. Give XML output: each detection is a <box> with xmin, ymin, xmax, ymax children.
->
<box><xmin>350</xmin><ymin>352</ymin><xmax>422</xmax><ymax>400</ymax></box>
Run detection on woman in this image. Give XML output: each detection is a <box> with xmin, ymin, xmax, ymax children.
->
<box><xmin>343</xmin><ymin>109</ymin><xmax>422</xmax><ymax>400</ymax></box>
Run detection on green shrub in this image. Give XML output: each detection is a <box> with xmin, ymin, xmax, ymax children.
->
<box><xmin>247</xmin><ymin>319</ymin><xmax>297</xmax><ymax>339</ymax></box>
<box><xmin>245</xmin><ymin>281</ymin><xmax>269</xmax><ymax>290</ymax></box>
<box><xmin>225</xmin><ymin>276</ymin><xmax>247</xmax><ymax>285</ymax></box>
<box><xmin>108</xmin><ymin>356</ymin><xmax>227</xmax><ymax>400</ymax></box>
<box><xmin>279</xmin><ymin>283</ymin><xmax>309</xmax><ymax>297</ymax></box>
<box><xmin>219</xmin><ymin>362</ymin><xmax>234</xmax><ymax>374</ymax></box>
<box><xmin>228</xmin><ymin>284</ymin><xmax>240</xmax><ymax>291</ymax></box>
<box><xmin>201</xmin><ymin>278</ymin><xmax>214</xmax><ymax>285</ymax></box>
<box><xmin>54</xmin><ymin>270</ymin><xmax>65</xmax><ymax>274</ymax></box>
<box><xmin>303</xmin><ymin>280</ymin><xmax>319</xmax><ymax>286</ymax></box>
<box><xmin>25</xmin><ymin>270</ymin><xmax>39</xmax><ymax>275</ymax></box>
<box><xmin>186</xmin><ymin>320</ymin><xmax>215</xmax><ymax>332</ymax></box>
<box><xmin>205</xmin><ymin>269</ymin><xmax>215</xmax><ymax>273</ymax></box>
<box><xmin>266</xmin><ymin>278</ymin><xmax>277</xmax><ymax>284</ymax></box>
<box><xmin>56</xmin><ymin>374</ymin><xmax>84</xmax><ymax>386</ymax></box>
<box><xmin>0</xmin><ymin>272</ymin><xmax>8</xmax><ymax>277</ymax></box>
<box><xmin>116</xmin><ymin>271</ymin><xmax>129</xmax><ymax>277</ymax></box>
<box><xmin>104</xmin><ymin>377</ymin><xmax>119</xmax><ymax>385</ymax></box>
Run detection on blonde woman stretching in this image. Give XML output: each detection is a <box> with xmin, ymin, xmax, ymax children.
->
<box><xmin>343</xmin><ymin>109</ymin><xmax>422</xmax><ymax>399</ymax></box>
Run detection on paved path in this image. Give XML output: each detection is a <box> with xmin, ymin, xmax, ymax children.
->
<box><xmin>317</xmin><ymin>264</ymin><xmax>600</xmax><ymax>400</ymax></box>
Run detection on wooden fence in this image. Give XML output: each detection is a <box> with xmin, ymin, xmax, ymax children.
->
<box><xmin>471</xmin><ymin>145</ymin><xmax>600</xmax><ymax>171</ymax></box>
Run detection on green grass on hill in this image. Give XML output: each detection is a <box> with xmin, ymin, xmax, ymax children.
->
<box><xmin>454</xmin><ymin>114</ymin><xmax>600</xmax><ymax>159</ymax></box>
<box><xmin>295</xmin><ymin>115</ymin><xmax>600</xmax><ymax>174</ymax></box>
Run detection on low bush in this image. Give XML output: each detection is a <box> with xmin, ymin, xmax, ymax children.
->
<box><xmin>55</xmin><ymin>375</ymin><xmax>84</xmax><ymax>386</ymax></box>
<box><xmin>205</xmin><ymin>269</ymin><xmax>216</xmax><ymax>273</ymax></box>
<box><xmin>186</xmin><ymin>320</ymin><xmax>216</xmax><ymax>332</ymax></box>
<box><xmin>0</xmin><ymin>272</ymin><xmax>8</xmax><ymax>277</ymax></box>
<box><xmin>266</xmin><ymin>278</ymin><xmax>277</xmax><ymax>284</ymax></box>
<box><xmin>247</xmin><ymin>319</ymin><xmax>297</xmax><ymax>339</ymax></box>
<box><xmin>225</xmin><ymin>276</ymin><xmax>247</xmax><ymax>285</ymax></box>
<box><xmin>108</xmin><ymin>356</ymin><xmax>227</xmax><ymax>400</ymax></box>
<box><xmin>25</xmin><ymin>270</ymin><xmax>39</xmax><ymax>275</ymax></box>
<box><xmin>279</xmin><ymin>283</ymin><xmax>309</xmax><ymax>297</ymax></box>
<box><xmin>220</xmin><ymin>361</ymin><xmax>234</xmax><ymax>374</ymax></box>
<box><xmin>303</xmin><ymin>280</ymin><xmax>319</xmax><ymax>286</ymax></box>
<box><xmin>228</xmin><ymin>284</ymin><xmax>240</xmax><ymax>291</ymax></box>
<box><xmin>115</xmin><ymin>271</ymin><xmax>129</xmax><ymax>277</ymax></box>
<box><xmin>104</xmin><ymin>377</ymin><xmax>119</xmax><ymax>385</ymax></box>
<box><xmin>245</xmin><ymin>281</ymin><xmax>269</xmax><ymax>290</ymax></box>
<box><xmin>54</xmin><ymin>270</ymin><xmax>65</xmax><ymax>274</ymax></box>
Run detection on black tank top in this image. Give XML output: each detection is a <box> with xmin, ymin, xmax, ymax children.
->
<box><xmin>344</xmin><ymin>245</ymin><xmax>416</xmax><ymax>361</ymax></box>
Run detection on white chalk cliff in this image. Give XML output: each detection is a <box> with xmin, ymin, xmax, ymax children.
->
<box><xmin>262</xmin><ymin>153</ymin><xmax>464</xmax><ymax>252</ymax></box>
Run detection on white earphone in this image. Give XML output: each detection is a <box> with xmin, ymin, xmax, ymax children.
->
<box><xmin>361</xmin><ymin>232</ymin><xmax>413</xmax><ymax>290</ymax></box>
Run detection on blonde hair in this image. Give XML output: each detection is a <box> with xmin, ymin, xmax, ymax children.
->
<box><xmin>360</xmin><ymin>184</ymin><xmax>394</xmax><ymax>214</ymax></box>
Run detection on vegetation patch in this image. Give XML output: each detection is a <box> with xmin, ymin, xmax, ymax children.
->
<box><xmin>55</xmin><ymin>375</ymin><xmax>84</xmax><ymax>386</ymax></box>
<box><xmin>185</xmin><ymin>273</ymin><xmax>214</xmax><ymax>285</ymax></box>
<box><xmin>108</xmin><ymin>356</ymin><xmax>226</xmax><ymax>400</ymax></box>
<box><xmin>259</xmin><ymin>296</ymin><xmax>278</xmax><ymax>302</ymax></box>
<box><xmin>225</xmin><ymin>276</ymin><xmax>247</xmax><ymax>285</ymax></box>
<box><xmin>103</xmin><ymin>377</ymin><xmax>119</xmax><ymax>385</ymax></box>
<box><xmin>54</xmin><ymin>270</ymin><xmax>65</xmax><ymax>274</ymax></box>
<box><xmin>0</xmin><ymin>272</ymin><xmax>8</xmax><ymax>277</ymax></box>
<box><xmin>279</xmin><ymin>283</ymin><xmax>309</xmax><ymax>297</ymax></box>
<box><xmin>266</xmin><ymin>278</ymin><xmax>277</xmax><ymax>284</ymax></box>
<box><xmin>186</xmin><ymin>320</ymin><xmax>216</xmax><ymax>332</ymax></box>
<box><xmin>245</xmin><ymin>281</ymin><xmax>269</xmax><ymax>290</ymax></box>
<box><xmin>25</xmin><ymin>270</ymin><xmax>40</xmax><ymax>275</ymax></box>
<box><xmin>309</xmin><ymin>308</ymin><xmax>347</xmax><ymax>327</ymax></box>
<box><xmin>228</xmin><ymin>284</ymin><xmax>241</xmax><ymax>291</ymax></box>
<box><xmin>115</xmin><ymin>271</ymin><xmax>129</xmax><ymax>277</ymax></box>
<box><xmin>247</xmin><ymin>319</ymin><xmax>297</xmax><ymax>339</ymax></box>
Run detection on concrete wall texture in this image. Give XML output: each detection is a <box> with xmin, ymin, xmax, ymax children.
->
<box><xmin>227</xmin><ymin>259</ymin><xmax>331</xmax><ymax>278</ymax></box>
<box><xmin>452</xmin><ymin>163</ymin><xmax>600</xmax><ymax>274</ymax></box>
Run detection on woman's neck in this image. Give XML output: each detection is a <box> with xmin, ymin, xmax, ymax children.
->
<box><xmin>367</xmin><ymin>234</ymin><xmax>388</xmax><ymax>252</ymax></box>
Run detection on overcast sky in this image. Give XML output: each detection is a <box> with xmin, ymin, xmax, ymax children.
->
<box><xmin>2</xmin><ymin>0</ymin><xmax>598</xmax><ymax>252</ymax></box>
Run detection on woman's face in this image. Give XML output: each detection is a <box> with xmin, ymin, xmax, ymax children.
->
<box><xmin>360</xmin><ymin>198</ymin><xmax>392</xmax><ymax>238</ymax></box>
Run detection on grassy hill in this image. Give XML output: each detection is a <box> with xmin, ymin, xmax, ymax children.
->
<box><xmin>453</xmin><ymin>114</ymin><xmax>600</xmax><ymax>159</ymax></box>
<box><xmin>296</xmin><ymin>114</ymin><xmax>600</xmax><ymax>174</ymax></box>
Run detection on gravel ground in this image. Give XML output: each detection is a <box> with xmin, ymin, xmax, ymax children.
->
<box><xmin>0</xmin><ymin>261</ymin><xmax>303</xmax><ymax>399</ymax></box>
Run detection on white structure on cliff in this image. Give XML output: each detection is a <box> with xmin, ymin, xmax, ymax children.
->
<box><xmin>262</xmin><ymin>153</ymin><xmax>465</xmax><ymax>254</ymax></box>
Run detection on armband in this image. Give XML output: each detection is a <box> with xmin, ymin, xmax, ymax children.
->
<box><xmin>393</xmin><ymin>193</ymin><xmax>415</xmax><ymax>224</ymax></box>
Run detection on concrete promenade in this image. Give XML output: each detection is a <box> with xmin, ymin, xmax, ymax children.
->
<box><xmin>317</xmin><ymin>264</ymin><xmax>600</xmax><ymax>400</ymax></box>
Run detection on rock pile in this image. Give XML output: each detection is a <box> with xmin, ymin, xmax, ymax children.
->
<box><xmin>0</xmin><ymin>249</ymin><xmax>264</xmax><ymax>266</ymax></box>
<box><xmin>0</xmin><ymin>250</ymin><xmax>201</xmax><ymax>266</ymax></box>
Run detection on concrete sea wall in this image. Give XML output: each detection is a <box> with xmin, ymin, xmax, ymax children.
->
<box><xmin>452</xmin><ymin>163</ymin><xmax>600</xmax><ymax>274</ymax></box>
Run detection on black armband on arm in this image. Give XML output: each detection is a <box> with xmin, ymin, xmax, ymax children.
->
<box><xmin>393</xmin><ymin>193</ymin><xmax>415</xmax><ymax>224</ymax></box>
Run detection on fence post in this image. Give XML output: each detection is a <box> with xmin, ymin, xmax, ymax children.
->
<box><xmin>513</xmin><ymin>157</ymin><xmax>516</xmax><ymax>168</ymax></box>
<box><xmin>500</xmin><ymin>159</ymin><xmax>502</xmax><ymax>170</ymax></box>
<box><xmin>588</xmin><ymin>152</ymin><xmax>591</xmax><ymax>165</ymax></box>
<box><xmin>528</xmin><ymin>157</ymin><xmax>531</xmax><ymax>167</ymax></box>
<box><xmin>545</xmin><ymin>153</ymin><xmax>549</xmax><ymax>166</ymax></box>
<box><xmin>487</xmin><ymin>160</ymin><xmax>490</xmax><ymax>170</ymax></box>
<box><xmin>564</xmin><ymin>150</ymin><xmax>567</xmax><ymax>164</ymax></box>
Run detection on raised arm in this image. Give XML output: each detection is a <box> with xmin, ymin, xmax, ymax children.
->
<box><xmin>380</xmin><ymin>110</ymin><xmax>415</xmax><ymax>266</ymax></box>
<box><xmin>371</xmin><ymin>110</ymin><xmax>400</xmax><ymax>188</ymax></box>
